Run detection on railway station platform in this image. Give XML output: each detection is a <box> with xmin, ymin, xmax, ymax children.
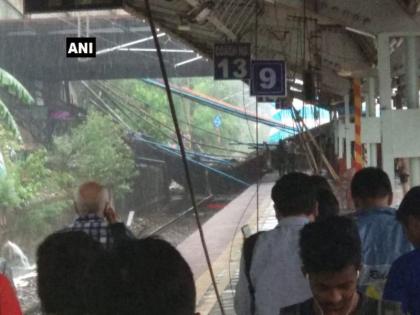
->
<box><xmin>182</xmin><ymin>171</ymin><xmax>406</xmax><ymax>315</ymax></box>
<box><xmin>176</xmin><ymin>173</ymin><xmax>278</xmax><ymax>315</ymax></box>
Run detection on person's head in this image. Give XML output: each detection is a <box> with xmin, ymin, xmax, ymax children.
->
<box><xmin>271</xmin><ymin>172</ymin><xmax>317</xmax><ymax>220</ymax></box>
<box><xmin>105</xmin><ymin>238</ymin><xmax>197</xmax><ymax>315</ymax></box>
<box><xmin>396</xmin><ymin>186</ymin><xmax>420</xmax><ymax>247</ymax></box>
<box><xmin>300</xmin><ymin>216</ymin><xmax>362</xmax><ymax>315</ymax></box>
<box><xmin>351</xmin><ymin>167</ymin><xmax>393</xmax><ymax>210</ymax></box>
<box><xmin>74</xmin><ymin>181</ymin><xmax>110</xmax><ymax>217</ymax></box>
<box><xmin>316</xmin><ymin>189</ymin><xmax>340</xmax><ymax>221</ymax></box>
<box><xmin>37</xmin><ymin>231</ymin><xmax>104</xmax><ymax>315</ymax></box>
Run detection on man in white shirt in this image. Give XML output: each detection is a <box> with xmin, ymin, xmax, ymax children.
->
<box><xmin>235</xmin><ymin>172</ymin><xmax>318</xmax><ymax>315</ymax></box>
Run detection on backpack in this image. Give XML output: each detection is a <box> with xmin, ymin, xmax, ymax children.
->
<box><xmin>243</xmin><ymin>231</ymin><xmax>264</xmax><ymax>315</ymax></box>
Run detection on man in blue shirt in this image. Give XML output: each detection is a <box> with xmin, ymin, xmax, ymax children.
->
<box><xmin>350</xmin><ymin>168</ymin><xmax>412</xmax><ymax>297</ymax></box>
<box><xmin>384</xmin><ymin>186</ymin><xmax>420</xmax><ymax>315</ymax></box>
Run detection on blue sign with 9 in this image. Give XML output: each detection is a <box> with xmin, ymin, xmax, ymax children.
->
<box><xmin>250</xmin><ymin>60</ymin><xmax>287</xmax><ymax>96</ymax></box>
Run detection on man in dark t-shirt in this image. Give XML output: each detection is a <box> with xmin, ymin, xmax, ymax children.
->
<box><xmin>280</xmin><ymin>216</ymin><xmax>402</xmax><ymax>315</ymax></box>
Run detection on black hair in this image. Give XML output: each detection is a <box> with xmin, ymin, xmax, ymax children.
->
<box><xmin>310</xmin><ymin>175</ymin><xmax>333</xmax><ymax>192</ymax></box>
<box><xmin>300</xmin><ymin>216</ymin><xmax>361</xmax><ymax>273</ymax></box>
<box><xmin>351</xmin><ymin>167</ymin><xmax>392</xmax><ymax>200</ymax></box>
<box><xmin>271</xmin><ymin>172</ymin><xmax>317</xmax><ymax>217</ymax></box>
<box><xmin>396</xmin><ymin>186</ymin><xmax>420</xmax><ymax>225</ymax></box>
<box><xmin>317</xmin><ymin>189</ymin><xmax>340</xmax><ymax>220</ymax></box>
<box><xmin>36</xmin><ymin>231</ymin><xmax>104</xmax><ymax>315</ymax></box>
<box><xmin>97</xmin><ymin>237</ymin><xmax>196</xmax><ymax>315</ymax></box>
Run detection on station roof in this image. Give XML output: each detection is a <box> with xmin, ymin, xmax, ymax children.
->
<box><xmin>125</xmin><ymin>0</ymin><xmax>420</xmax><ymax>106</ymax></box>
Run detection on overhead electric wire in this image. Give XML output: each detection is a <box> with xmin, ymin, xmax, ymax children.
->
<box><xmin>127</xmin><ymin>1</ymin><xmax>226</xmax><ymax>313</ymax></box>
<box><xmin>254</xmin><ymin>0</ymin><xmax>261</xmax><ymax>232</ymax></box>
<box><xmin>87</xmin><ymin>85</ymin><xmax>248</xmax><ymax>182</ymax></box>
<box><xmin>141</xmin><ymin>78</ymin><xmax>296</xmax><ymax>133</ymax></box>
<box><xmin>91</xmin><ymin>81</ymin><xmax>250</xmax><ymax>155</ymax></box>
<box><xmin>89</xmin><ymin>82</ymin><xmax>252</xmax><ymax>162</ymax></box>
<box><xmin>81</xmin><ymin>81</ymin><xmax>132</xmax><ymax>130</ymax></box>
<box><xmin>98</xmin><ymin>80</ymin><xmax>248</xmax><ymax>146</ymax></box>
<box><xmin>137</xmin><ymin>137</ymin><xmax>251</xmax><ymax>187</ymax></box>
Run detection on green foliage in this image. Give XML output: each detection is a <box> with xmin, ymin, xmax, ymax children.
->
<box><xmin>110</xmin><ymin>79</ymin><xmax>174</xmax><ymax>143</ymax></box>
<box><xmin>53</xmin><ymin>110</ymin><xmax>137</xmax><ymax>197</ymax></box>
<box><xmin>0</xmin><ymin>148</ymin><xmax>72</xmax><ymax>252</ymax></box>
<box><xmin>107</xmin><ymin>78</ymin><xmax>254</xmax><ymax>156</ymax></box>
<box><xmin>0</xmin><ymin>99</ymin><xmax>23</xmax><ymax>142</ymax></box>
<box><xmin>0</xmin><ymin>67</ymin><xmax>35</xmax><ymax>142</ymax></box>
<box><xmin>0</xmin><ymin>68</ymin><xmax>34</xmax><ymax>105</ymax></box>
<box><xmin>0</xmin><ymin>175</ymin><xmax>21</xmax><ymax>210</ymax></box>
<box><xmin>0</xmin><ymin>111</ymin><xmax>137</xmax><ymax>253</ymax></box>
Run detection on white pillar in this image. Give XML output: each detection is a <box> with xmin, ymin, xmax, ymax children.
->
<box><xmin>378</xmin><ymin>33</ymin><xmax>394</xmax><ymax>186</ymax></box>
<box><xmin>344</xmin><ymin>94</ymin><xmax>352</xmax><ymax>169</ymax></box>
<box><xmin>367</xmin><ymin>77</ymin><xmax>377</xmax><ymax>166</ymax></box>
<box><xmin>368</xmin><ymin>77</ymin><xmax>376</xmax><ymax>117</ymax></box>
<box><xmin>405</xmin><ymin>36</ymin><xmax>420</xmax><ymax>186</ymax></box>
<box><xmin>339</xmin><ymin>137</ymin><xmax>344</xmax><ymax>159</ymax></box>
<box><xmin>378</xmin><ymin>34</ymin><xmax>392</xmax><ymax>111</ymax></box>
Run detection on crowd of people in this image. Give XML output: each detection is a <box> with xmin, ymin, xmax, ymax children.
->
<box><xmin>235</xmin><ymin>168</ymin><xmax>419</xmax><ymax>315</ymax></box>
<box><xmin>0</xmin><ymin>167</ymin><xmax>419</xmax><ymax>315</ymax></box>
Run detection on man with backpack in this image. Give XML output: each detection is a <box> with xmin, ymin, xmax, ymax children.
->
<box><xmin>234</xmin><ymin>173</ymin><xmax>317</xmax><ymax>315</ymax></box>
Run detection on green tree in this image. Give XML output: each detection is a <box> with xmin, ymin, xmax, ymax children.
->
<box><xmin>52</xmin><ymin>110</ymin><xmax>137</xmax><ymax>197</ymax></box>
<box><xmin>105</xmin><ymin>78</ymin><xmax>254</xmax><ymax>156</ymax></box>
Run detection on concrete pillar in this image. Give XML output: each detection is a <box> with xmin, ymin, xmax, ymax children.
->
<box><xmin>367</xmin><ymin>77</ymin><xmax>376</xmax><ymax>117</ymax></box>
<box><xmin>339</xmin><ymin>137</ymin><xmax>344</xmax><ymax>159</ymax></box>
<box><xmin>378</xmin><ymin>33</ymin><xmax>394</xmax><ymax>186</ymax></box>
<box><xmin>405</xmin><ymin>36</ymin><xmax>420</xmax><ymax>186</ymax></box>
<box><xmin>378</xmin><ymin>34</ymin><xmax>392</xmax><ymax>111</ymax></box>
<box><xmin>367</xmin><ymin>77</ymin><xmax>377</xmax><ymax>166</ymax></box>
<box><xmin>344</xmin><ymin>94</ymin><xmax>352</xmax><ymax>169</ymax></box>
<box><xmin>405</xmin><ymin>37</ymin><xmax>419</xmax><ymax>109</ymax></box>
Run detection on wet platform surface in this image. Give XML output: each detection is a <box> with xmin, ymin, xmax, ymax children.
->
<box><xmin>177</xmin><ymin>173</ymin><xmax>278</xmax><ymax>315</ymax></box>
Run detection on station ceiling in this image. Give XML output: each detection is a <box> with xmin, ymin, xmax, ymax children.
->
<box><xmin>125</xmin><ymin>0</ymin><xmax>420</xmax><ymax>104</ymax></box>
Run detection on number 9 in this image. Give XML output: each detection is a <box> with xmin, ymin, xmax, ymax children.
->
<box><xmin>259</xmin><ymin>68</ymin><xmax>276</xmax><ymax>89</ymax></box>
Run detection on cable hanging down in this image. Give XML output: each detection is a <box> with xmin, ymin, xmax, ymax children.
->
<box><xmin>136</xmin><ymin>1</ymin><xmax>226</xmax><ymax>314</ymax></box>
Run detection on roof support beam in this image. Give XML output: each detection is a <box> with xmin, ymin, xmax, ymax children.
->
<box><xmin>182</xmin><ymin>0</ymin><xmax>237</xmax><ymax>40</ymax></box>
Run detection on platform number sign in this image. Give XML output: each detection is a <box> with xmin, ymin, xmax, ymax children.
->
<box><xmin>250</xmin><ymin>60</ymin><xmax>287</xmax><ymax>96</ymax></box>
<box><xmin>214</xmin><ymin>43</ymin><xmax>251</xmax><ymax>80</ymax></box>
